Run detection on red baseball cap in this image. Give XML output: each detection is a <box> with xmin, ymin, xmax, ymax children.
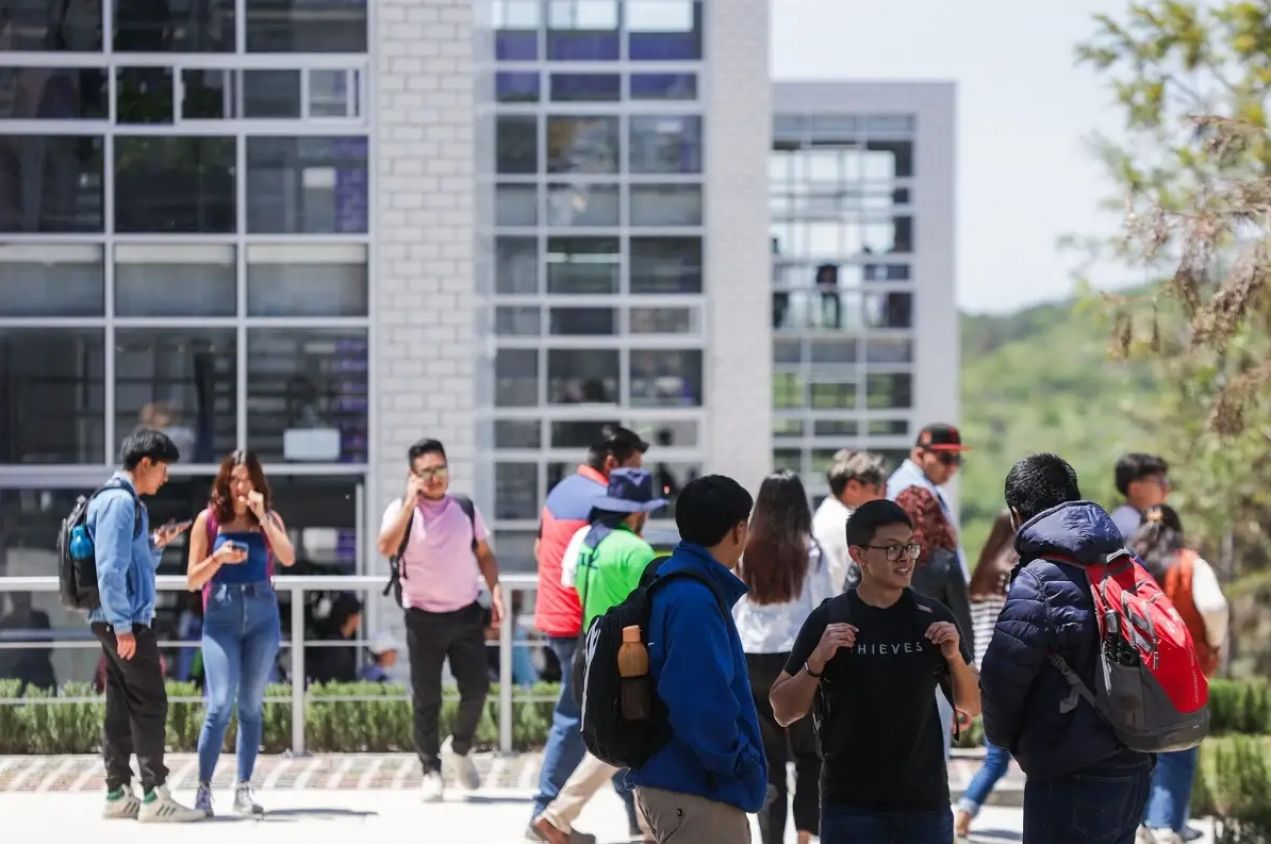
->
<box><xmin>916</xmin><ymin>423</ymin><xmax>970</xmax><ymax>452</ymax></box>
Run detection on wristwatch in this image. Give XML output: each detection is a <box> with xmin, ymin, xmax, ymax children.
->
<box><xmin>804</xmin><ymin>661</ymin><xmax>822</xmax><ymax>679</ymax></box>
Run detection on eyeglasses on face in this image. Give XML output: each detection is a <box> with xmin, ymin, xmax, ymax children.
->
<box><xmin>413</xmin><ymin>466</ymin><xmax>449</xmax><ymax>480</ymax></box>
<box><xmin>863</xmin><ymin>543</ymin><xmax>923</xmax><ymax>562</ymax></box>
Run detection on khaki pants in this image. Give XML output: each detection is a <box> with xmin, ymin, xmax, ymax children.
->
<box><xmin>541</xmin><ymin>753</ymin><xmax>649</xmax><ymax>833</ymax></box>
<box><xmin>636</xmin><ymin>785</ymin><xmax>751</xmax><ymax>844</ymax></box>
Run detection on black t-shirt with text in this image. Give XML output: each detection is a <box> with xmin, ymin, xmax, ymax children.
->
<box><xmin>785</xmin><ymin>587</ymin><xmax>963</xmax><ymax>811</ymax></box>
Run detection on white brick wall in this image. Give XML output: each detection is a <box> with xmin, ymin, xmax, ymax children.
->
<box><xmin>704</xmin><ymin>0</ymin><xmax>774</xmax><ymax>494</ymax></box>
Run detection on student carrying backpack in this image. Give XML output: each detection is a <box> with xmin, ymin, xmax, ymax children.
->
<box><xmin>59</xmin><ymin>479</ymin><xmax>143</xmax><ymax>611</ymax></box>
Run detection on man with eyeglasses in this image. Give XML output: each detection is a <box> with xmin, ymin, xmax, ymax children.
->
<box><xmin>377</xmin><ymin>438</ymin><xmax>503</xmax><ymax>803</ymax></box>
<box><xmin>770</xmin><ymin>499</ymin><xmax>980</xmax><ymax>843</ymax></box>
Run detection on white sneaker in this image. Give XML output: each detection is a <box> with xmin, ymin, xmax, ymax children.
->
<box><xmin>138</xmin><ymin>785</ymin><xmax>206</xmax><ymax>823</ymax></box>
<box><xmin>1137</xmin><ymin>827</ymin><xmax>1154</xmax><ymax>844</ymax></box>
<box><xmin>103</xmin><ymin>786</ymin><xmax>141</xmax><ymax>820</ymax></box>
<box><xmin>1151</xmin><ymin>830</ymin><xmax>1185</xmax><ymax>844</ymax></box>
<box><xmin>233</xmin><ymin>782</ymin><xmax>264</xmax><ymax>816</ymax></box>
<box><xmin>194</xmin><ymin>782</ymin><xmax>214</xmax><ymax>817</ymax></box>
<box><xmin>443</xmin><ymin>736</ymin><xmax>480</xmax><ymax>791</ymax></box>
<box><xmin>420</xmin><ymin>770</ymin><xmax>445</xmax><ymax>803</ymax></box>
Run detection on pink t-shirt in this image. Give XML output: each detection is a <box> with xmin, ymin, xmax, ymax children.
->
<box><xmin>380</xmin><ymin>495</ymin><xmax>489</xmax><ymax>613</ymax></box>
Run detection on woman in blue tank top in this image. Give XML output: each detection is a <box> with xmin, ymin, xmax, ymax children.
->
<box><xmin>186</xmin><ymin>450</ymin><xmax>295</xmax><ymax>816</ymax></box>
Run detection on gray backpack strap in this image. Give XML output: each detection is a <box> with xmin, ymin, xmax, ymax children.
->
<box><xmin>1048</xmin><ymin>652</ymin><xmax>1097</xmax><ymax>714</ymax></box>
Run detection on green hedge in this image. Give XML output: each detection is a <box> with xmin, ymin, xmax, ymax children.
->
<box><xmin>1209</xmin><ymin>679</ymin><xmax>1271</xmax><ymax>736</ymax></box>
<box><xmin>0</xmin><ymin>679</ymin><xmax>559</xmax><ymax>755</ymax></box>
<box><xmin>1193</xmin><ymin>736</ymin><xmax>1271</xmax><ymax>842</ymax></box>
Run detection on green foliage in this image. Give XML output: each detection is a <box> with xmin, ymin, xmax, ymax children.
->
<box><xmin>1210</xmin><ymin>678</ymin><xmax>1271</xmax><ymax>735</ymax></box>
<box><xmin>1193</xmin><ymin>736</ymin><xmax>1271</xmax><ymax>831</ymax></box>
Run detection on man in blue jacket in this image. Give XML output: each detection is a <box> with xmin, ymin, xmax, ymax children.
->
<box><xmin>629</xmin><ymin>475</ymin><xmax>767</xmax><ymax>844</ymax></box>
<box><xmin>88</xmin><ymin>429</ymin><xmax>202</xmax><ymax>823</ymax></box>
<box><xmin>981</xmin><ymin>453</ymin><xmax>1152</xmax><ymax>844</ymax></box>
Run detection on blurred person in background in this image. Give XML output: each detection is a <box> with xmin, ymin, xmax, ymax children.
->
<box><xmin>1110</xmin><ymin>453</ymin><xmax>1170</xmax><ymax>542</ymax></box>
<box><xmin>812</xmin><ymin>450</ymin><xmax>886</xmax><ymax>592</ymax></box>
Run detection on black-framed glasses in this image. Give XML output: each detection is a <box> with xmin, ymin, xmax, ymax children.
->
<box><xmin>864</xmin><ymin>543</ymin><xmax>922</xmax><ymax>562</ymax></box>
<box><xmin>413</xmin><ymin>466</ymin><xmax>449</xmax><ymax>480</ymax></box>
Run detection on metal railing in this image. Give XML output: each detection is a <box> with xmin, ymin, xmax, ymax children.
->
<box><xmin>0</xmin><ymin>573</ymin><xmax>542</xmax><ymax>755</ymax></box>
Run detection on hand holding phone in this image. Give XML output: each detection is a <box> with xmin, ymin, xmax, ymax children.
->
<box><xmin>153</xmin><ymin>518</ymin><xmax>193</xmax><ymax>549</ymax></box>
<box><xmin>213</xmin><ymin>541</ymin><xmax>250</xmax><ymax>565</ymax></box>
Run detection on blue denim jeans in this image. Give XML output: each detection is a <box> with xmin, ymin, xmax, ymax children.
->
<box><xmin>1144</xmin><ymin>746</ymin><xmax>1199</xmax><ymax>833</ymax></box>
<box><xmin>1023</xmin><ymin>755</ymin><xmax>1152</xmax><ymax>844</ymax></box>
<box><xmin>821</xmin><ymin>804</ymin><xmax>953</xmax><ymax>843</ymax></box>
<box><xmin>957</xmin><ymin>743</ymin><xmax>1012</xmax><ymax>818</ymax></box>
<box><xmin>531</xmin><ymin>636</ymin><xmax>637</xmax><ymax>828</ymax></box>
<box><xmin>197</xmin><ymin>583</ymin><xmax>281</xmax><ymax>784</ymax></box>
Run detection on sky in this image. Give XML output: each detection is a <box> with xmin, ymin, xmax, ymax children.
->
<box><xmin>771</xmin><ymin>0</ymin><xmax>1135</xmax><ymax>313</ymax></box>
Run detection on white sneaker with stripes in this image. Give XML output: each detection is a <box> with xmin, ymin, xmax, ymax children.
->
<box><xmin>138</xmin><ymin>785</ymin><xmax>206</xmax><ymax>823</ymax></box>
<box><xmin>102</xmin><ymin>786</ymin><xmax>141</xmax><ymax>820</ymax></box>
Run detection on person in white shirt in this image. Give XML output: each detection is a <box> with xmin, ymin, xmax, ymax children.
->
<box><xmin>734</xmin><ymin>472</ymin><xmax>835</xmax><ymax>844</ymax></box>
<box><xmin>887</xmin><ymin>423</ymin><xmax>971</xmax><ymax>581</ymax></box>
<box><xmin>811</xmin><ymin>450</ymin><xmax>885</xmax><ymax>592</ymax></box>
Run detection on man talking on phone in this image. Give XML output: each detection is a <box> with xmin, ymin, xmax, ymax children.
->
<box><xmin>88</xmin><ymin>429</ymin><xmax>204</xmax><ymax>822</ymax></box>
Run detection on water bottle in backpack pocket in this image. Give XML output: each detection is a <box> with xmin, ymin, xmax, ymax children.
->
<box><xmin>57</xmin><ymin>480</ymin><xmax>142</xmax><ymax>612</ymax></box>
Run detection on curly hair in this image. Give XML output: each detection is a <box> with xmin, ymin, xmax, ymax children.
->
<box><xmin>895</xmin><ymin>486</ymin><xmax>957</xmax><ymax>567</ymax></box>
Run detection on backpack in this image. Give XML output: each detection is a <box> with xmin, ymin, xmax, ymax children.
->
<box><xmin>580</xmin><ymin>568</ymin><xmax>728</xmax><ymax>769</ymax></box>
<box><xmin>382</xmin><ymin>494</ymin><xmax>478</xmax><ymax>607</ymax></box>
<box><xmin>1047</xmin><ymin>550</ymin><xmax>1210</xmax><ymax>753</ymax></box>
<box><xmin>58</xmin><ymin>479</ymin><xmax>143</xmax><ymax>612</ymax></box>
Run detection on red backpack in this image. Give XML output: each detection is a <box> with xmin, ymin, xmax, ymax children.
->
<box><xmin>1049</xmin><ymin>550</ymin><xmax>1210</xmax><ymax>753</ymax></box>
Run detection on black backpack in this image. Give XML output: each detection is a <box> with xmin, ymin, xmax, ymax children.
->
<box><xmin>382</xmin><ymin>494</ymin><xmax>478</xmax><ymax>606</ymax></box>
<box><xmin>580</xmin><ymin>567</ymin><xmax>728</xmax><ymax>769</ymax></box>
<box><xmin>58</xmin><ymin>479</ymin><xmax>143</xmax><ymax>612</ymax></box>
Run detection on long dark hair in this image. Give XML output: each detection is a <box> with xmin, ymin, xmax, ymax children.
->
<box><xmin>210</xmin><ymin>449</ymin><xmax>272</xmax><ymax>526</ymax></box>
<box><xmin>1133</xmin><ymin>505</ymin><xmax>1185</xmax><ymax>584</ymax></box>
<box><xmin>968</xmin><ymin>510</ymin><xmax>1019</xmax><ymax>599</ymax></box>
<box><xmin>741</xmin><ymin>472</ymin><xmax>812</xmax><ymax>605</ymax></box>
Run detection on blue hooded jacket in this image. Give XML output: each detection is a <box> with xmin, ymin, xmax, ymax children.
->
<box><xmin>980</xmin><ymin>501</ymin><xmax>1151</xmax><ymax>779</ymax></box>
<box><xmin>627</xmin><ymin>543</ymin><xmax>768</xmax><ymax>813</ymax></box>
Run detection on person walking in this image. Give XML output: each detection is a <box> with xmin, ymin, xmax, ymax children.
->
<box><xmin>980</xmin><ymin>453</ymin><xmax>1153</xmax><ymax>844</ymax></box>
<box><xmin>376</xmin><ymin>438</ymin><xmax>503</xmax><ymax>802</ymax></box>
<box><xmin>954</xmin><ymin>510</ymin><xmax>1018</xmax><ymax>842</ymax></box>
<box><xmin>186</xmin><ymin>450</ymin><xmax>296</xmax><ymax>816</ymax></box>
<box><xmin>812</xmin><ymin>449</ymin><xmax>885</xmax><ymax>592</ymax></box>
<box><xmin>770</xmin><ymin>499</ymin><xmax>981</xmax><ymax>843</ymax></box>
<box><xmin>89</xmin><ymin>429</ymin><xmax>203</xmax><ymax>822</ymax></box>
<box><xmin>531</xmin><ymin>468</ymin><xmax>666</xmax><ymax>844</ymax></box>
<box><xmin>1135</xmin><ymin>506</ymin><xmax>1228</xmax><ymax>844</ymax></box>
<box><xmin>530</xmin><ymin>426</ymin><xmax>648</xmax><ymax>835</ymax></box>
<box><xmin>734</xmin><ymin>472</ymin><xmax>833</xmax><ymax>844</ymax></box>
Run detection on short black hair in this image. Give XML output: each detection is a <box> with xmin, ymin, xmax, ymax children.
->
<box><xmin>846</xmin><ymin>499</ymin><xmax>912</xmax><ymax>548</ymax></box>
<box><xmin>675</xmin><ymin>474</ymin><xmax>753</xmax><ymax>547</ymax></box>
<box><xmin>1005</xmin><ymin>453</ymin><xmax>1082</xmax><ymax>523</ymax></box>
<box><xmin>408</xmin><ymin>438</ymin><xmax>446</xmax><ymax>463</ymax></box>
<box><xmin>120</xmin><ymin>428</ymin><xmax>180</xmax><ymax>470</ymax></box>
<box><xmin>1115</xmin><ymin>453</ymin><xmax>1169</xmax><ymax>496</ymax></box>
<box><xmin>586</xmin><ymin>424</ymin><xmax>649</xmax><ymax>471</ymax></box>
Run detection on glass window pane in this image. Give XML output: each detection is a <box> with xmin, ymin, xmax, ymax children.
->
<box><xmin>866</xmin><ymin>373</ymin><xmax>912</xmax><ymax>410</ymax></box>
<box><xmin>550</xmin><ymin>73</ymin><xmax>620</xmax><ymax>102</ymax></box>
<box><xmin>630</xmin><ymin>73</ymin><xmax>697</xmax><ymax>100</ymax></box>
<box><xmin>0</xmin><ymin>135</ymin><xmax>103</xmax><ymax>233</ymax></box>
<box><xmin>0</xmin><ymin>329</ymin><xmax>104</xmax><ymax>464</ymax></box>
<box><xmin>810</xmin><ymin>339</ymin><xmax>857</xmax><ymax>364</ymax></box>
<box><xmin>630</xmin><ymin>349</ymin><xmax>702</xmax><ymax>407</ymax></box>
<box><xmin>496</xmin><ymin>306</ymin><xmax>541</xmax><ymax>336</ymax></box>
<box><xmin>0</xmin><ymin>244</ymin><xmax>103</xmax><ymax>316</ymax></box>
<box><xmin>246</xmin><ymin>329</ymin><xmax>368</xmax><ymax>463</ymax></box>
<box><xmin>550</xmin><ymin>420</ymin><xmax>619</xmax><ymax>448</ymax></box>
<box><xmin>495</xmin><ymin>0</ymin><xmax>540</xmax><ymax>60</ymax></box>
<box><xmin>868</xmin><ymin>419</ymin><xmax>909</xmax><ymax>436</ymax></box>
<box><xmin>815</xmin><ymin>419</ymin><xmax>858</xmax><ymax>437</ymax></box>
<box><xmin>546</xmin><ymin>183</ymin><xmax>619</xmax><ymax>226</ymax></box>
<box><xmin>309</xmin><ymin>68</ymin><xmax>354</xmax><ymax>116</ymax></box>
<box><xmin>627</xmin><ymin>0</ymin><xmax>701</xmax><ymax>60</ymax></box>
<box><xmin>115</xmin><ymin>243</ymin><xmax>236</xmax><ymax>316</ymax></box>
<box><xmin>547</xmin><ymin>0</ymin><xmax>619</xmax><ymax>60</ymax></box>
<box><xmin>629</xmin><ymin>306</ymin><xmax>695</xmax><ymax>334</ymax></box>
<box><xmin>864</xmin><ymin>292</ymin><xmax>913</xmax><ymax>328</ymax></box>
<box><xmin>629</xmin><ymin>420</ymin><xmax>698</xmax><ymax>448</ymax></box>
<box><xmin>548</xmin><ymin>115</ymin><xmax>619</xmax><ymax>174</ymax></box>
<box><xmin>773</xmin><ymin>372</ymin><xmax>805</xmax><ymax>409</ymax></box>
<box><xmin>243</xmin><ymin>69</ymin><xmax>301</xmax><ymax>118</ymax></box>
<box><xmin>246</xmin><ymin>136</ymin><xmax>368</xmax><ymax>233</ymax></box>
<box><xmin>495</xmin><ymin>348</ymin><xmax>538</xmax><ymax>407</ymax></box>
<box><xmin>496</xmin><ymin>236</ymin><xmax>538</xmax><ymax>294</ymax></box>
<box><xmin>497</xmin><ymin>71</ymin><xmax>540</xmax><ymax>103</ymax></box>
<box><xmin>865</xmin><ymin>337</ymin><xmax>913</xmax><ymax>364</ymax></box>
<box><xmin>630</xmin><ymin>184</ymin><xmax>701</xmax><ymax>226</ymax></box>
<box><xmin>497</xmin><ymin>115</ymin><xmax>537</xmax><ymax>174</ymax></box>
<box><xmin>3</xmin><ymin>0</ymin><xmax>102</xmax><ymax>50</ymax></box>
<box><xmin>546</xmin><ymin>236</ymin><xmax>618</xmax><ymax>294</ymax></box>
<box><xmin>247</xmin><ymin>243</ymin><xmax>368</xmax><ymax>316</ymax></box>
<box><xmin>548</xmin><ymin>349</ymin><xmax>619</xmax><ymax>404</ymax></box>
<box><xmin>258</xmin><ymin>475</ymin><xmax>360</xmax><ymax>569</ymax></box>
<box><xmin>774</xmin><ymin>448</ymin><xmax>802</xmax><ymax>474</ymax></box>
<box><xmin>497</xmin><ymin>183</ymin><xmax>538</xmax><ymax>226</ymax></box>
<box><xmin>115</xmin><ymin>329</ymin><xmax>237</xmax><ymax>465</ymax></box>
<box><xmin>115</xmin><ymin>136</ymin><xmax>234</xmax><ymax>233</ymax></box>
<box><xmin>495</xmin><ymin>463</ymin><xmax>539</xmax><ymax>519</ymax></box>
<box><xmin>549</xmin><ymin>307</ymin><xmax>616</xmax><ymax>335</ymax></box>
<box><xmin>810</xmin><ymin>380</ymin><xmax>855</xmax><ymax>409</ymax></box>
<box><xmin>630</xmin><ymin>236</ymin><xmax>701</xmax><ymax>294</ymax></box>
<box><xmin>495</xmin><ymin>419</ymin><xmax>541</xmax><ymax>448</ymax></box>
<box><xmin>774</xmin><ymin>339</ymin><xmax>801</xmax><ymax>364</ymax></box>
<box><xmin>114</xmin><ymin>0</ymin><xmax>235</xmax><ymax>51</ymax></box>
<box><xmin>115</xmin><ymin>66</ymin><xmax>172</xmax><ymax>124</ymax></box>
<box><xmin>245</xmin><ymin>0</ymin><xmax>367</xmax><ymax>52</ymax></box>
<box><xmin>865</xmin><ymin>140</ymin><xmax>913</xmax><ymax>178</ymax></box>
<box><xmin>630</xmin><ymin>115</ymin><xmax>701</xmax><ymax>174</ymax></box>
<box><xmin>181</xmin><ymin>69</ymin><xmax>234</xmax><ymax>119</ymax></box>
<box><xmin>774</xmin><ymin>418</ymin><xmax>804</xmax><ymax>437</ymax></box>
<box><xmin>0</xmin><ymin>67</ymin><xmax>107</xmax><ymax>118</ymax></box>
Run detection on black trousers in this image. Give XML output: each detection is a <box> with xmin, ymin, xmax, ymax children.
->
<box><xmin>747</xmin><ymin>651</ymin><xmax>821</xmax><ymax>843</ymax></box>
<box><xmin>92</xmin><ymin>623</ymin><xmax>169</xmax><ymax>793</ymax></box>
<box><xmin>405</xmin><ymin>602</ymin><xmax>490</xmax><ymax>773</ymax></box>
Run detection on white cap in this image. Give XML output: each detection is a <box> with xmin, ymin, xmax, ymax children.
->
<box><xmin>369</xmin><ymin>630</ymin><xmax>400</xmax><ymax>655</ymax></box>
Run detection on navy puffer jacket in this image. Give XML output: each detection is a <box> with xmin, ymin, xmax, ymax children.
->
<box><xmin>980</xmin><ymin>501</ymin><xmax>1151</xmax><ymax>779</ymax></box>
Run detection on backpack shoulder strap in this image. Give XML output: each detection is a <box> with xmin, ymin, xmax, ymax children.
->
<box><xmin>824</xmin><ymin>591</ymin><xmax>853</xmax><ymax>625</ymax></box>
<box><xmin>452</xmin><ymin>494</ymin><xmax>478</xmax><ymax>552</ymax></box>
<box><xmin>92</xmin><ymin>479</ymin><xmax>143</xmax><ymax>538</ymax></box>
